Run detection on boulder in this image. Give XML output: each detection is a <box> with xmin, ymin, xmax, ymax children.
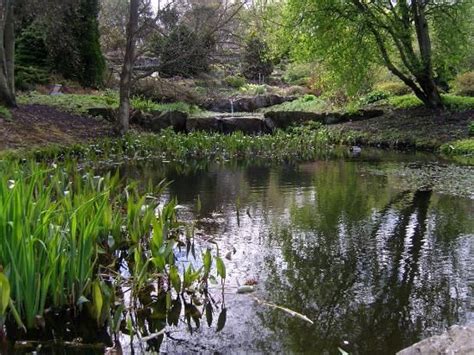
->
<box><xmin>205</xmin><ymin>95</ymin><xmax>297</xmax><ymax>113</ymax></box>
<box><xmin>221</xmin><ymin>117</ymin><xmax>267</xmax><ymax>135</ymax></box>
<box><xmin>87</xmin><ymin>107</ymin><xmax>116</xmax><ymax>122</ymax></box>
<box><xmin>397</xmin><ymin>325</ymin><xmax>474</xmax><ymax>355</ymax></box>
<box><xmin>186</xmin><ymin>117</ymin><xmax>223</xmax><ymax>133</ymax></box>
<box><xmin>264</xmin><ymin>111</ymin><xmax>326</xmax><ymax>131</ymax></box>
<box><xmin>131</xmin><ymin>110</ymin><xmax>188</xmax><ymax>133</ymax></box>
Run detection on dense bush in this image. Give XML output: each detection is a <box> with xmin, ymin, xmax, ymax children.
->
<box><xmin>375</xmin><ymin>81</ymin><xmax>411</xmax><ymax>96</ymax></box>
<box><xmin>15</xmin><ymin>66</ymin><xmax>50</xmax><ymax>91</ymax></box>
<box><xmin>452</xmin><ymin>72</ymin><xmax>474</xmax><ymax>96</ymax></box>
<box><xmin>155</xmin><ymin>24</ymin><xmax>214</xmax><ymax>78</ymax></box>
<box><xmin>283</xmin><ymin>62</ymin><xmax>313</xmax><ymax>86</ymax></box>
<box><xmin>360</xmin><ymin>90</ymin><xmax>390</xmax><ymax>105</ymax></box>
<box><xmin>389</xmin><ymin>94</ymin><xmax>474</xmax><ymax>111</ymax></box>
<box><xmin>15</xmin><ymin>0</ymin><xmax>105</xmax><ymax>88</ymax></box>
<box><xmin>241</xmin><ymin>35</ymin><xmax>274</xmax><ymax>81</ymax></box>
<box><xmin>239</xmin><ymin>84</ymin><xmax>267</xmax><ymax>96</ymax></box>
<box><xmin>224</xmin><ymin>75</ymin><xmax>247</xmax><ymax>89</ymax></box>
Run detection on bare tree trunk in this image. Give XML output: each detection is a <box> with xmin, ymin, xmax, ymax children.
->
<box><xmin>117</xmin><ymin>0</ymin><xmax>139</xmax><ymax>135</ymax></box>
<box><xmin>0</xmin><ymin>0</ymin><xmax>16</xmax><ymax>107</ymax></box>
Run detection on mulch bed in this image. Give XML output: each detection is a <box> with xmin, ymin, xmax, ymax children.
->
<box><xmin>333</xmin><ymin>107</ymin><xmax>474</xmax><ymax>148</ymax></box>
<box><xmin>0</xmin><ymin>104</ymin><xmax>114</xmax><ymax>151</ymax></box>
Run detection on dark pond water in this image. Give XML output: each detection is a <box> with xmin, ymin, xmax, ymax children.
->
<box><xmin>120</xmin><ymin>151</ymin><xmax>473</xmax><ymax>354</ymax></box>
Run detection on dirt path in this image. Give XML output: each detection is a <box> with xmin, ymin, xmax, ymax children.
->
<box><xmin>0</xmin><ymin>105</ymin><xmax>114</xmax><ymax>151</ymax></box>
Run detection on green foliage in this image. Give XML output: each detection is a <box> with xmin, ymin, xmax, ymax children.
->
<box><xmin>440</xmin><ymin>139</ymin><xmax>474</xmax><ymax>156</ymax></box>
<box><xmin>241</xmin><ymin>35</ymin><xmax>274</xmax><ymax>81</ymax></box>
<box><xmin>388</xmin><ymin>95</ymin><xmax>423</xmax><ymax>109</ymax></box>
<box><xmin>16</xmin><ymin>22</ymin><xmax>49</xmax><ymax>70</ymax></box>
<box><xmin>359</xmin><ymin>91</ymin><xmax>390</xmax><ymax>105</ymax></box>
<box><xmin>442</xmin><ymin>95</ymin><xmax>474</xmax><ymax>111</ymax></box>
<box><xmin>389</xmin><ymin>94</ymin><xmax>474</xmax><ymax>111</ymax></box>
<box><xmin>284</xmin><ymin>0</ymin><xmax>473</xmax><ymax>100</ymax></box>
<box><xmin>0</xmin><ymin>160</ymin><xmax>223</xmax><ymax>332</ymax></box>
<box><xmin>375</xmin><ymin>82</ymin><xmax>411</xmax><ymax>96</ymax></box>
<box><xmin>18</xmin><ymin>92</ymin><xmax>203</xmax><ymax>115</ymax></box>
<box><xmin>452</xmin><ymin>72</ymin><xmax>474</xmax><ymax>97</ymax></box>
<box><xmin>283</xmin><ymin>62</ymin><xmax>313</xmax><ymax>86</ymax></box>
<box><xmin>239</xmin><ymin>84</ymin><xmax>267</xmax><ymax>96</ymax></box>
<box><xmin>17</xmin><ymin>0</ymin><xmax>106</xmax><ymax>87</ymax></box>
<box><xmin>154</xmin><ymin>24</ymin><xmax>214</xmax><ymax>78</ymax></box>
<box><xmin>224</xmin><ymin>75</ymin><xmax>247</xmax><ymax>89</ymax></box>
<box><xmin>261</xmin><ymin>95</ymin><xmax>327</xmax><ymax>113</ymax></box>
<box><xmin>15</xmin><ymin>66</ymin><xmax>50</xmax><ymax>91</ymax></box>
<box><xmin>0</xmin><ymin>106</ymin><xmax>12</xmax><ymax>120</ymax></box>
<box><xmin>469</xmin><ymin>122</ymin><xmax>474</xmax><ymax>137</ymax></box>
<box><xmin>76</xmin><ymin>0</ymin><xmax>106</xmax><ymax>87</ymax></box>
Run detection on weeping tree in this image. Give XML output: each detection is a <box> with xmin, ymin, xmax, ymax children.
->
<box><xmin>0</xmin><ymin>0</ymin><xmax>16</xmax><ymax>107</ymax></box>
<box><xmin>285</xmin><ymin>0</ymin><xmax>473</xmax><ymax>109</ymax></box>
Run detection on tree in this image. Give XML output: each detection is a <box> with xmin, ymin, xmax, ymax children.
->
<box><xmin>285</xmin><ymin>0</ymin><xmax>473</xmax><ymax>109</ymax></box>
<box><xmin>117</xmin><ymin>0</ymin><xmax>139</xmax><ymax>135</ymax></box>
<box><xmin>241</xmin><ymin>34</ymin><xmax>273</xmax><ymax>81</ymax></box>
<box><xmin>0</xmin><ymin>0</ymin><xmax>16</xmax><ymax>107</ymax></box>
<box><xmin>15</xmin><ymin>0</ymin><xmax>105</xmax><ymax>88</ymax></box>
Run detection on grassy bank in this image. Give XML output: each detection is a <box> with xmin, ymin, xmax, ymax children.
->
<box><xmin>18</xmin><ymin>91</ymin><xmax>202</xmax><ymax>115</ymax></box>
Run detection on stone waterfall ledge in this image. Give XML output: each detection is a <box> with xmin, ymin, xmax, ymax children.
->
<box><xmin>397</xmin><ymin>325</ymin><xmax>474</xmax><ymax>355</ymax></box>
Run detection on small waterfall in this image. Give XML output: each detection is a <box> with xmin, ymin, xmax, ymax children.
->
<box><xmin>230</xmin><ymin>99</ymin><xmax>234</xmax><ymax>115</ymax></box>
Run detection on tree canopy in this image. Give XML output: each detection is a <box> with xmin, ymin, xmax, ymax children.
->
<box><xmin>284</xmin><ymin>0</ymin><xmax>473</xmax><ymax>108</ymax></box>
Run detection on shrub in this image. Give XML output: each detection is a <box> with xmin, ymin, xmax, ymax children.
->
<box><xmin>375</xmin><ymin>81</ymin><xmax>411</xmax><ymax>96</ymax></box>
<box><xmin>388</xmin><ymin>95</ymin><xmax>423</xmax><ymax>109</ymax></box>
<box><xmin>469</xmin><ymin>121</ymin><xmax>474</xmax><ymax>136</ymax></box>
<box><xmin>224</xmin><ymin>75</ymin><xmax>246</xmax><ymax>89</ymax></box>
<box><xmin>283</xmin><ymin>62</ymin><xmax>313</xmax><ymax>86</ymax></box>
<box><xmin>360</xmin><ymin>90</ymin><xmax>390</xmax><ymax>105</ymax></box>
<box><xmin>442</xmin><ymin>95</ymin><xmax>474</xmax><ymax>111</ymax></box>
<box><xmin>239</xmin><ymin>84</ymin><xmax>267</xmax><ymax>96</ymax></box>
<box><xmin>452</xmin><ymin>72</ymin><xmax>474</xmax><ymax>96</ymax></box>
<box><xmin>389</xmin><ymin>94</ymin><xmax>474</xmax><ymax>110</ymax></box>
<box><xmin>440</xmin><ymin>139</ymin><xmax>474</xmax><ymax>155</ymax></box>
<box><xmin>15</xmin><ymin>66</ymin><xmax>50</xmax><ymax>91</ymax></box>
<box><xmin>154</xmin><ymin>24</ymin><xmax>214</xmax><ymax>78</ymax></box>
<box><xmin>241</xmin><ymin>35</ymin><xmax>273</xmax><ymax>81</ymax></box>
<box><xmin>0</xmin><ymin>106</ymin><xmax>11</xmax><ymax>120</ymax></box>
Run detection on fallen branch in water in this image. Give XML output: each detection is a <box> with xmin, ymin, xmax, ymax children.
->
<box><xmin>251</xmin><ymin>296</ymin><xmax>314</xmax><ymax>325</ymax></box>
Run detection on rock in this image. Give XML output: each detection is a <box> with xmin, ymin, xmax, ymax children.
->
<box><xmin>237</xmin><ymin>285</ymin><xmax>255</xmax><ymax>294</ymax></box>
<box><xmin>186</xmin><ymin>116</ymin><xmax>223</xmax><ymax>133</ymax></box>
<box><xmin>161</xmin><ymin>111</ymin><xmax>188</xmax><ymax>133</ymax></box>
<box><xmin>264</xmin><ymin>111</ymin><xmax>326</xmax><ymax>131</ymax></box>
<box><xmin>397</xmin><ymin>325</ymin><xmax>474</xmax><ymax>355</ymax></box>
<box><xmin>131</xmin><ymin>110</ymin><xmax>188</xmax><ymax>133</ymax></box>
<box><xmin>205</xmin><ymin>95</ymin><xmax>297</xmax><ymax>113</ymax></box>
<box><xmin>221</xmin><ymin>117</ymin><xmax>267</xmax><ymax>135</ymax></box>
<box><xmin>87</xmin><ymin>107</ymin><xmax>116</xmax><ymax>122</ymax></box>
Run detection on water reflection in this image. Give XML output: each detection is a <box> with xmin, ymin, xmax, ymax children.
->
<box><xmin>119</xmin><ymin>157</ymin><xmax>473</xmax><ymax>354</ymax></box>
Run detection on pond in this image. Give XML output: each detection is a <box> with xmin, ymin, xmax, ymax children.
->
<box><xmin>118</xmin><ymin>150</ymin><xmax>474</xmax><ymax>354</ymax></box>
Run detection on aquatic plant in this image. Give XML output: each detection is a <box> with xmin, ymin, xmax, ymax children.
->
<box><xmin>0</xmin><ymin>161</ymin><xmax>223</xmax><ymax>343</ymax></box>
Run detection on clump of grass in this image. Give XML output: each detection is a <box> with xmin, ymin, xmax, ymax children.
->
<box><xmin>18</xmin><ymin>92</ymin><xmax>202</xmax><ymax>115</ymax></box>
<box><xmin>388</xmin><ymin>94</ymin><xmax>474</xmax><ymax>111</ymax></box>
<box><xmin>261</xmin><ymin>94</ymin><xmax>327</xmax><ymax>113</ymax></box>
<box><xmin>239</xmin><ymin>84</ymin><xmax>267</xmax><ymax>96</ymax></box>
<box><xmin>0</xmin><ymin>106</ymin><xmax>12</xmax><ymax>121</ymax></box>
<box><xmin>440</xmin><ymin>138</ymin><xmax>474</xmax><ymax>156</ymax></box>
